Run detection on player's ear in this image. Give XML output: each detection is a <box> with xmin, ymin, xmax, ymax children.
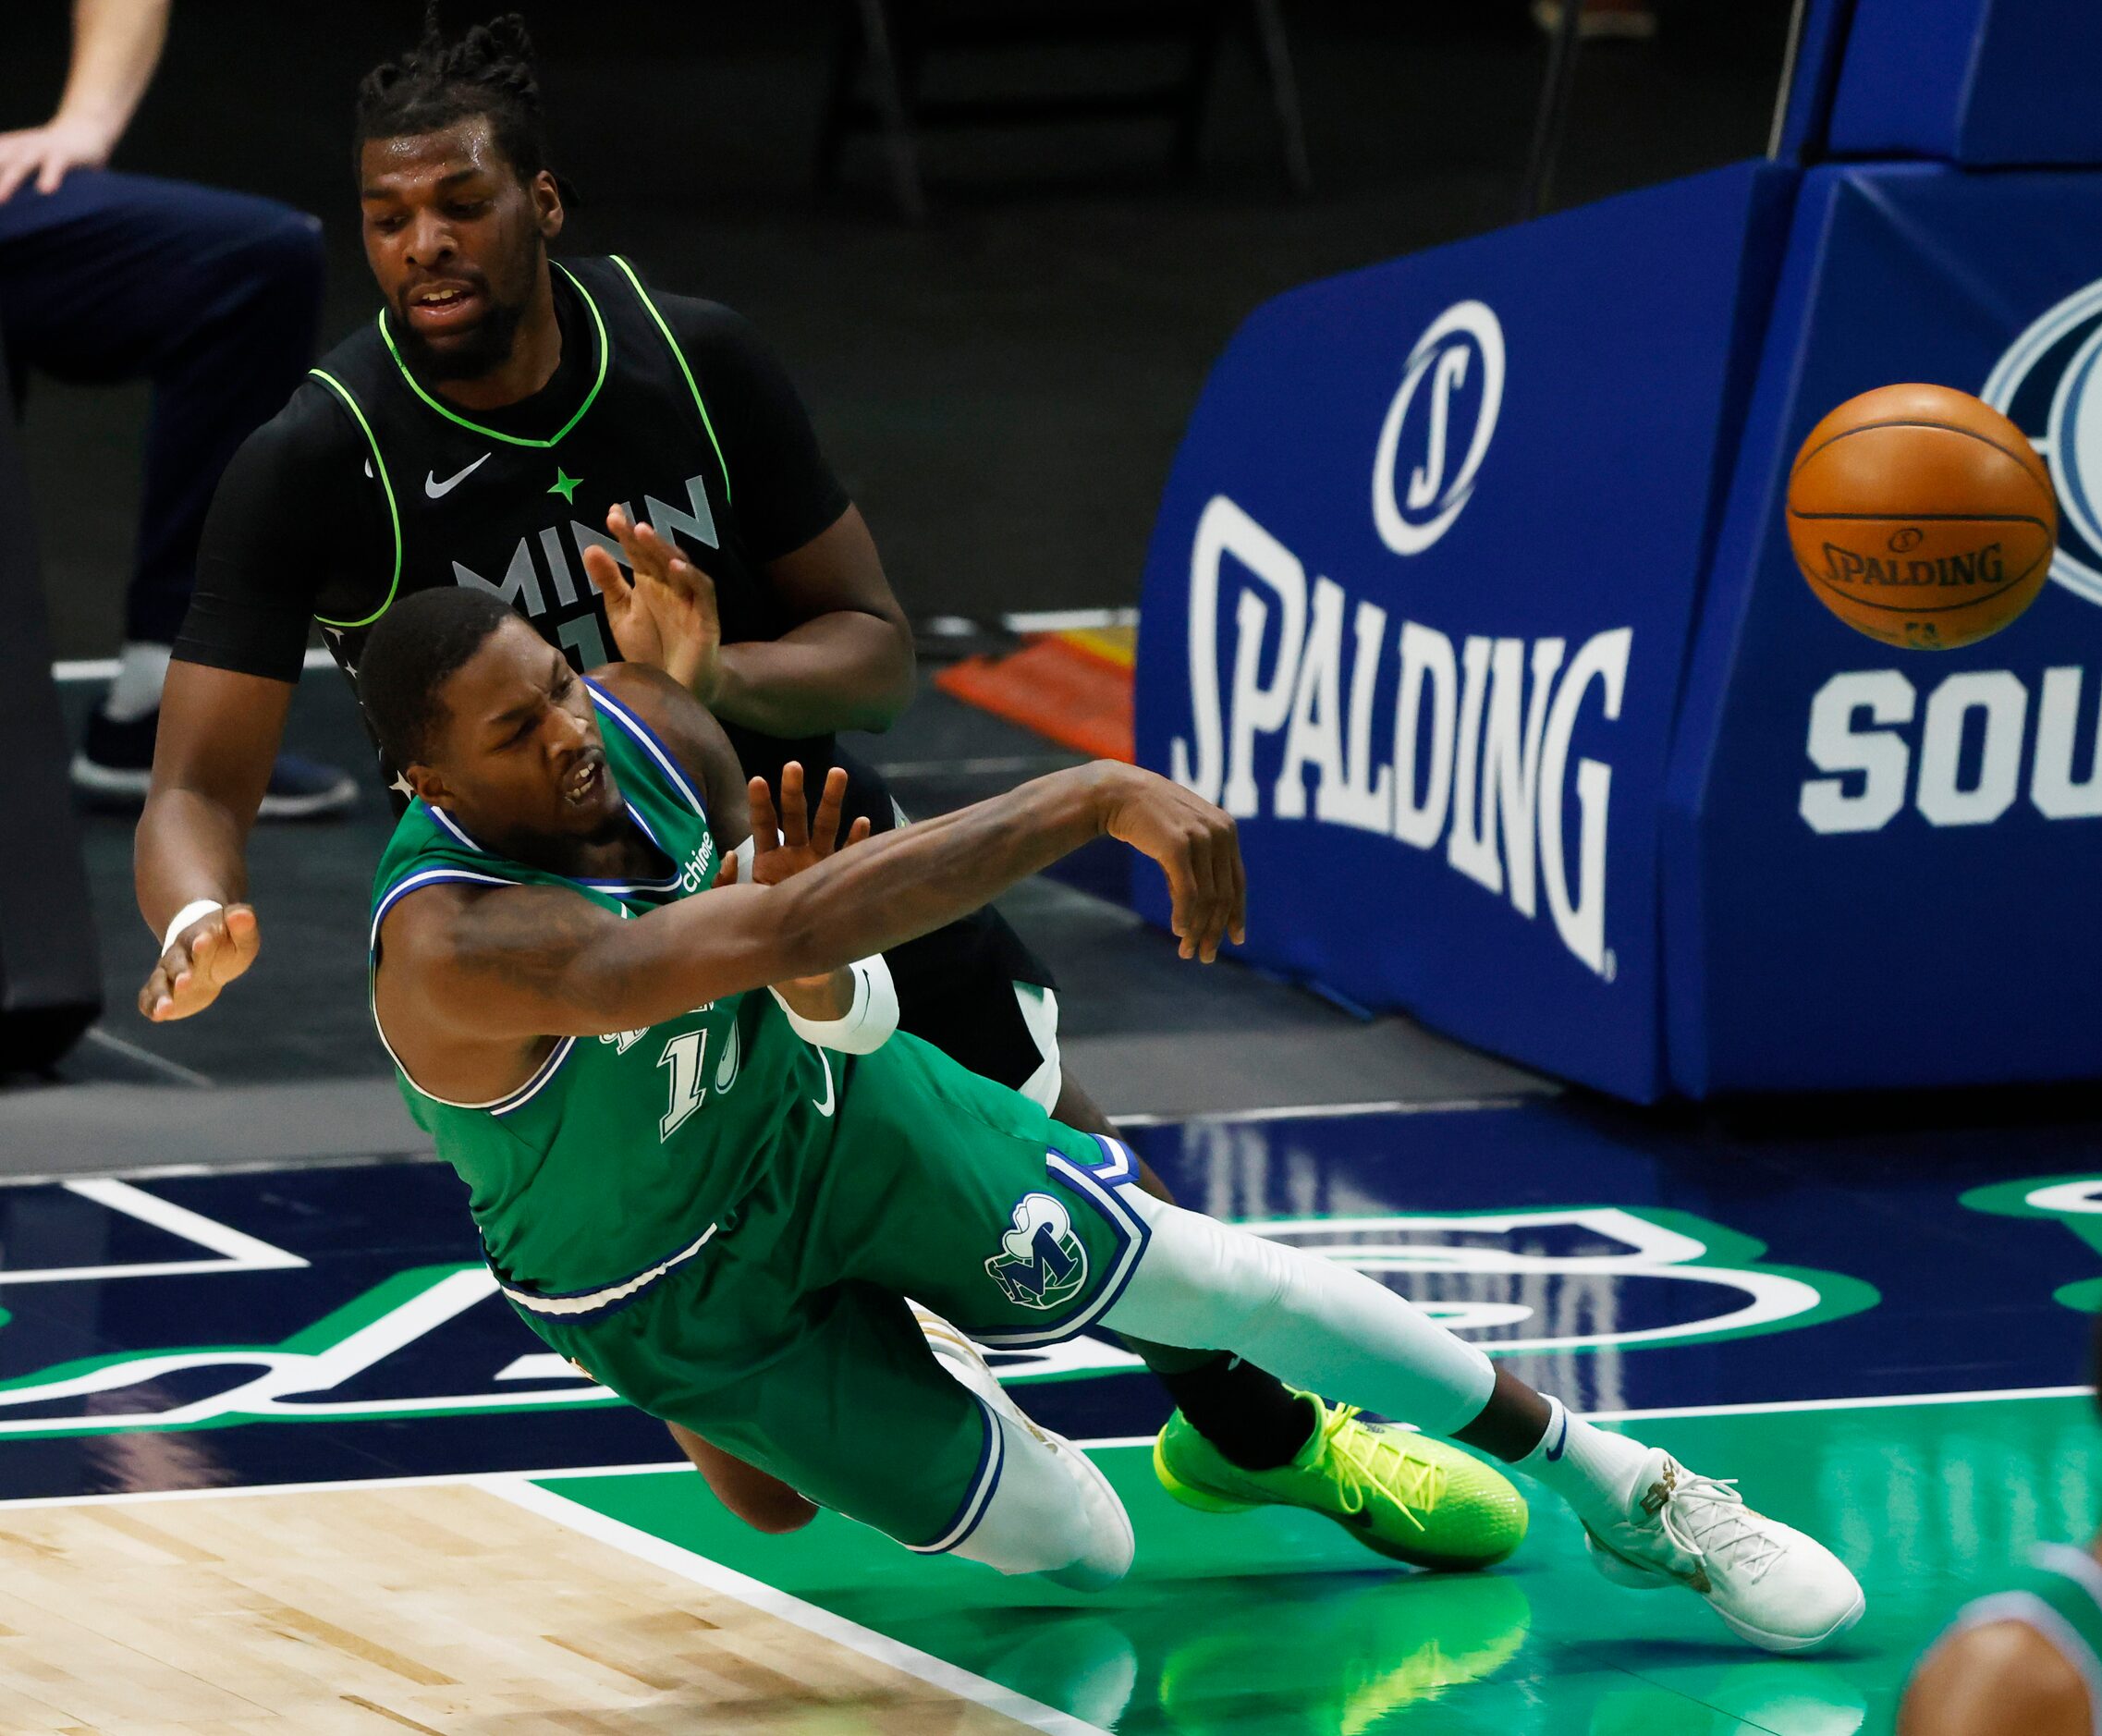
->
<box><xmin>407</xmin><ymin>764</ymin><xmax>451</xmax><ymax>809</ymax></box>
<box><xmin>532</xmin><ymin>170</ymin><xmax>563</xmax><ymax>241</ymax></box>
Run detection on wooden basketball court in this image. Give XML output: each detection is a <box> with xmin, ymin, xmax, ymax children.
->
<box><xmin>0</xmin><ymin>1477</ymin><xmax>1065</xmax><ymax>1734</ymax></box>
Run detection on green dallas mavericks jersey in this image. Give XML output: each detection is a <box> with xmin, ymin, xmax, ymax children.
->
<box><xmin>369</xmin><ymin>677</ymin><xmax>835</xmax><ymax>1305</ymax></box>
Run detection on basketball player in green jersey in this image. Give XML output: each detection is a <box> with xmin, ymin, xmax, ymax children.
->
<box><xmin>1899</xmin><ymin>1330</ymin><xmax>2102</xmax><ymax>1734</ymax></box>
<box><xmin>279</xmin><ymin>581</ymin><xmax>1865</xmax><ymax>1645</ymax></box>
<box><xmin>128</xmin><ymin>10</ymin><xmax>1510</xmax><ymax>1556</ymax></box>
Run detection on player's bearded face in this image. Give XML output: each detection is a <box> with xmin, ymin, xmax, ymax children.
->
<box><xmin>428</xmin><ymin>626</ymin><xmax>629</xmax><ymax>858</ymax></box>
<box><xmin>360</xmin><ymin>121</ymin><xmax>556</xmax><ymax>384</ymax></box>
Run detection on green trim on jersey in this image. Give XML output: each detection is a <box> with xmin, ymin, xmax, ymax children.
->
<box><xmin>376</xmin><ymin>262</ymin><xmax>611</xmax><ymax>448</ymax></box>
<box><xmin>307</xmin><ymin>369</ymin><xmax>405</xmax><ymax>630</ymax></box>
<box><xmin>608</xmin><ymin>253</ymin><xmax>734</xmax><ymax>507</ymax></box>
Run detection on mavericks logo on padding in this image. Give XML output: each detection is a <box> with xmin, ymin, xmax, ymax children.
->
<box><xmin>986</xmin><ymin>1193</ymin><xmax>1089</xmax><ymax>1310</ymax></box>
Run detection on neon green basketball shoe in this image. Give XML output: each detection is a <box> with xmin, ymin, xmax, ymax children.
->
<box><xmin>1153</xmin><ymin>1393</ymin><xmax>1529</xmax><ymax>1570</ymax></box>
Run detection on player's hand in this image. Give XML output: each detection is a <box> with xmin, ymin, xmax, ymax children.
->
<box><xmin>582</xmin><ymin>506</ymin><xmax>723</xmax><ymax>704</ymax></box>
<box><xmin>137</xmin><ymin>904</ymin><xmax>262</xmax><ymax>1022</ymax></box>
<box><xmin>0</xmin><ymin>118</ymin><xmax>116</xmax><ymax>204</ymax></box>
<box><xmin>1093</xmin><ymin>764</ymin><xmax>1246</xmax><ymax>963</ymax></box>
<box><xmin>712</xmin><ymin>763</ymin><xmax>872</xmax><ymax>890</ymax></box>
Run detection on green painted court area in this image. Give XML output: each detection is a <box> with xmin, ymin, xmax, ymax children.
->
<box><xmin>539</xmin><ymin>1392</ymin><xmax>2102</xmax><ymax>1735</ymax></box>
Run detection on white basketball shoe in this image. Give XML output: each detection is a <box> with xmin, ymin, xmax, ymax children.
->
<box><xmin>911</xmin><ymin>1303</ymin><xmax>1134</xmax><ymax>1591</ymax></box>
<box><xmin>1582</xmin><ymin>1449</ymin><xmax>1864</xmax><ymax>1653</ymax></box>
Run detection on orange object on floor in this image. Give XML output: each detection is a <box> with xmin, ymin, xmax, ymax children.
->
<box><xmin>933</xmin><ymin>628</ymin><xmax>1135</xmax><ymax>762</ymax></box>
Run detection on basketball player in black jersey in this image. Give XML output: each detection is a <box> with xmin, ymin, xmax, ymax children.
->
<box><xmin>133</xmin><ymin>11</ymin><xmax>1446</xmax><ymax>1552</ymax></box>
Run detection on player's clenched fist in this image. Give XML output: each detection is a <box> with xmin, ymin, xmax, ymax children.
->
<box><xmin>138</xmin><ymin>904</ymin><xmax>262</xmax><ymax>1021</ymax></box>
<box><xmin>1089</xmin><ymin>764</ymin><xmax>1246</xmax><ymax>964</ymax></box>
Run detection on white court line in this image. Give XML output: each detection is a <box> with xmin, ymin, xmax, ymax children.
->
<box><xmin>1001</xmin><ymin>607</ymin><xmax>1137</xmax><ymax>634</ymax></box>
<box><xmin>1109</xmin><ymin>1094</ymin><xmax>1536</xmax><ymax>1128</ymax></box>
<box><xmin>1059</xmin><ymin>1384</ymin><xmax>2100</xmax><ymax>1452</ymax></box>
<box><xmin>0</xmin><ymin>1098</ymin><xmax>1526</xmax><ymax>1192</ymax></box>
<box><xmin>1578</xmin><ymin>1384</ymin><xmax>2095</xmax><ymax>1425</ymax></box>
<box><xmin>81</xmin><ymin>1025</ymin><xmax>214</xmax><ymax>1089</ymax></box>
<box><xmin>486</xmin><ymin>1476</ymin><xmax>1113</xmax><ymax>1736</ymax></box>
<box><xmin>0</xmin><ymin>1178</ymin><xmax>310</xmax><ymax>1286</ymax></box>
<box><xmin>63</xmin><ymin>1177</ymin><xmax>309</xmax><ymax>1271</ymax></box>
<box><xmin>52</xmin><ymin>646</ymin><xmax>336</xmax><ymax>682</ymax></box>
<box><xmin>0</xmin><ymin>1380</ymin><xmax>2085</xmax><ymax>1515</ymax></box>
<box><xmin>0</xmin><ymin>1149</ymin><xmax>442</xmax><ymax>1191</ymax></box>
<box><xmin>53</xmin><ymin>629</ymin><xmax>1128</xmax><ymax>680</ymax></box>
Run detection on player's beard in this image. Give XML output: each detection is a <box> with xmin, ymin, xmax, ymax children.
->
<box><xmin>394</xmin><ymin>287</ymin><xmax>531</xmax><ymax>383</ymax></box>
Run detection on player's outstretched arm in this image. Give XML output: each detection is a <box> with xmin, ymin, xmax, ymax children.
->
<box><xmin>380</xmin><ymin>761</ymin><xmax>1244</xmax><ymax>1054</ymax></box>
<box><xmin>134</xmin><ymin>661</ymin><xmax>289</xmax><ymax>1021</ymax></box>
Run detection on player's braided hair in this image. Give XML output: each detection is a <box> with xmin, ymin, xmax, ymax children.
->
<box><xmin>354</xmin><ymin>7</ymin><xmax>554</xmax><ymax>185</ymax></box>
<box><xmin>358</xmin><ymin>587</ymin><xmax>521</xmax><ymax>771</ymax></box>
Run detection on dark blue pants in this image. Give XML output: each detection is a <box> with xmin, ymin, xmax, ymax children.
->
<box><xmin>0</xmin><ymin>171</ymin><xmax>324</xmax><ymax>644</ymax></box>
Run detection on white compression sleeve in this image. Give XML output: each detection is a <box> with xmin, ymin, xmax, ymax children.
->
<box><xmin>1102</xmin><ymin>1191</ymin><xmax>1497</xmax><ymax>1439</ymax></box>
<box><xmin>770</xmin><ymin>954</ymin><xmax>898</xmax><ymax>1054</ymax></box>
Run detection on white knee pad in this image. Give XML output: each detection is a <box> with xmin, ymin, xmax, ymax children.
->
<box><xmin>910</xmin><ymin>1303</ymin><xmax>1131</xmax><ymax>1588</ymax></box>
<box><xmin>1103</xmin><ymin>1191</ymin><xmax>1496</xmax><ymax>1439</ymax></box>
<box><xmin>936</xmin><ymin>1406</ymin><xmax>1132</xmax><ymax>1588</ymax></box>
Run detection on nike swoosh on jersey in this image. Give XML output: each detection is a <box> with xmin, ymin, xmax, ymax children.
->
<box><xmin>425</xmin><ymin>454</ymin><xmax>491</xmax><ymax>497</ymax></box>
<box><xmin>812</xmin><ymin>1048</ymin><xmax>836</xmax><ymax>1118</ymax></box>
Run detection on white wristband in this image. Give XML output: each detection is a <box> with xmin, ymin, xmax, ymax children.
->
<box><xmin>772</xmin><ymin>954</ymin><xmax>898</xmax><ymax>1055</ymax></box>
<box><xmin>161</xmin><ymin>899</ymin><xmax>225</xmax><ymax>957</ymax></box>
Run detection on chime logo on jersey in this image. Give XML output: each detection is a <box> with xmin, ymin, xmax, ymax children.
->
<box><xmin>985</xmin><ymin>1193</ymin><xmax>1090</xmax><ymax>1310</ymax></box>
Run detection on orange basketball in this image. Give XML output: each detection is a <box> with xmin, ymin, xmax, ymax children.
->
<box><xmin>1786</xmin><ymin>382</ymin><xmax>2057</xmax><ymax>650</ymax></box>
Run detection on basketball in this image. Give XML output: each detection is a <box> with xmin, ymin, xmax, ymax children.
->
<box><xmin>1786</xmin><ymin>382</ymin><xmax>2058</xmax><ymax>650</ymax></box>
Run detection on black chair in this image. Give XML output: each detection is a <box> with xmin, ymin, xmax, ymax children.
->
<box><xmin>817</xmin><ymin>0</ymin><xmax>1313</xmax><ymax>218</ymax></box>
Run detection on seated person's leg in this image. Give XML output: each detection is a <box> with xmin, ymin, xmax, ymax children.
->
<box><xmin>0</xmin><ymin>169</ymin><xmax>338</xmax><ymax>802</ymax></box>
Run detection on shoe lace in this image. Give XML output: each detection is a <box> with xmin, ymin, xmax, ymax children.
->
<box><xmin>1319</xmin><ymin>1404</ymin><xmax>1446</xmax><ymax>1534</ymax></box>
<box><xmin>1656</xmin><ymin>1472</ymin><xmax>1786</xmax><ymax>1583</ymax></box>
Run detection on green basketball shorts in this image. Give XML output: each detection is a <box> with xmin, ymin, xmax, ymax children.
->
<box><xmin>521</xmin><ymin>1033</ymin><xmax>1150</xmax><ymax>1549</ymax></box>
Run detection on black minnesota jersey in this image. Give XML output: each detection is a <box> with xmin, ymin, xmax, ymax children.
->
<box><xmin>302</xmin><ymin>254</ymin><xmax>800</xmax><ymax>787</ymax></box>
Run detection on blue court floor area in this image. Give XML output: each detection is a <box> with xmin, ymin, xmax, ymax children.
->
<box><xmin>1</xmin><ymin>1090</ymin><xmax>2097</xmax><ymax>1731</ymax></box>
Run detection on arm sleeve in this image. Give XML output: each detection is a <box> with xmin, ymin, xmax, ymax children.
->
<box><xmin>657</xmin><ymin>295</ymin><xmax>852</xmax><ymax>564</ymax></box>
<box><xmin>172</xmin><ymin>386</ymin><xmax>387</xmax><ymax>681</ymax></box>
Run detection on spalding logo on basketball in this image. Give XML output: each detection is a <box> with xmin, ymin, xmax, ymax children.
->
<box><xmin>1786</xmin><ymin>382</ymin><xmax>2058</xmax><ymax>650</ymax></box>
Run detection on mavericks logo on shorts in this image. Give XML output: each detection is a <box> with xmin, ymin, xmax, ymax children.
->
<box><xmin>986</xmin><ymin>1192</ymin><xmax>1089</xmax><ymax>1310</ymax></box>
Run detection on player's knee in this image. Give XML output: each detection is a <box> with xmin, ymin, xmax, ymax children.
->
<box><xmin>732</xmin><ymin>1489</ymin><xmax>820</xmax><ymax>1534</ymax></box>
<box><xmin>666</xmin><ymin>1422</ymin><xmax>818</xmax><ymax>1534</ymax></box>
